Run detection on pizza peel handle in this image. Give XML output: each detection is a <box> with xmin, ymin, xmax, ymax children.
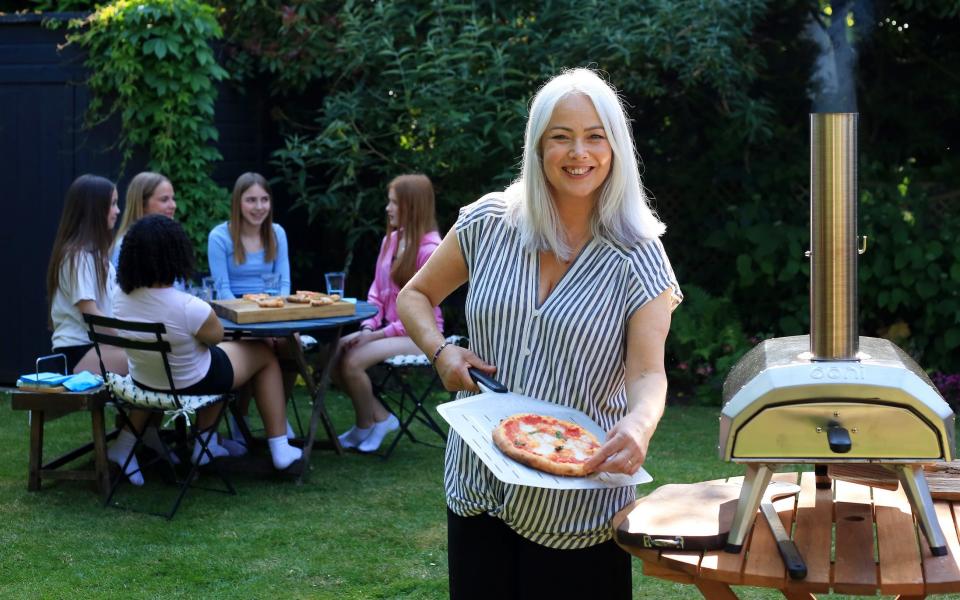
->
<box><xmin>467</xmin><ymin>367</ymin><xmax>508</xmax><ymax>394</ymax></box>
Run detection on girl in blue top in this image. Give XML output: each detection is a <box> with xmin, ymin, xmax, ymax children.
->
<box><xmin>207</xmin><ymin>173</ymin><xmax>290</xmax><ymax>299</ymax></box>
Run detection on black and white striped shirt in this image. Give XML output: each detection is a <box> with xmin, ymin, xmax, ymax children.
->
<box><xmin>446</xmin><ymin>193</ymin><xmax>682</xmax><ymax>549</ymax></box>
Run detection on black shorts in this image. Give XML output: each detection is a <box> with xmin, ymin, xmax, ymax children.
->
<box><xmin>134</xmin><ymin>346</ymin><xmax>235</xmax><ymax>396</ymax></box>
<box><xmin>53</xmin><ymin>344</ymin><xmax>95</xmax><ymax>374</ymax></box>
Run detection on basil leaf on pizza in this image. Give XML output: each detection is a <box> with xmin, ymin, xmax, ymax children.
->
<box><xmin>492</xmin><ymin>413</ymin><xmax>601</xmax><ymax>477</ymax></box>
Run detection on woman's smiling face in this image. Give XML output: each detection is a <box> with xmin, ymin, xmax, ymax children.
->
<box><xmin>241</xmin><ymin>183</ymin><xmax>271</xmax><ymax>227</ymax></box>
<box><xmin>540</xmin><ymin>93</ymin><xmax>612</xmax><ymax>206</ymax></box>
<box><xmin>145</xmin><ymin>180</ymin><xmax>176</xmax><ymax>219</ymax></box>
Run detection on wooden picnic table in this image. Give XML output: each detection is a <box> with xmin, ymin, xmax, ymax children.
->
<box><xmin>614</xmin><ymin>471</ymin><xmax>960</xmax><ymax>599</ymax></box>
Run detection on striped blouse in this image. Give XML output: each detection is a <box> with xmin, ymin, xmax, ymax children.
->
<box><xmin>446</xmin><ymin>192</ymin><xmax>682</xmax><ymax>550</ymax></box>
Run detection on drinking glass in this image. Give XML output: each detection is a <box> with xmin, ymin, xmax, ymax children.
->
<box><xmin>201</xmin><ymin>276</ymin><xmax>216</xmax><ymax>300</ymax></box>
<box><xmin>261</xmin><ymin>272</ymin><xmax>282</xmax><ymax>296</ymax></box>
<box><xmin>324</xmin><ymin>271</ymin><xmax>345</xmax><ymax>297</ymax></box>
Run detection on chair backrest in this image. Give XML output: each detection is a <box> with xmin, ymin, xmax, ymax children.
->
<box><xmin>82</xmin><ymin>313</ymin><xmax>183</xmax><ymax>408</ymax></box>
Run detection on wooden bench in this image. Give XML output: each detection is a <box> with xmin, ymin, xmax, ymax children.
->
<box><xmin>615</xmin><ymin>471</ymin><xmax>960</xmax><ymax>599</ymax></box>
<box><xmin>7</xmin><ymin>387</ymin><xmax>116</xmax><ymax>501</ymax></box>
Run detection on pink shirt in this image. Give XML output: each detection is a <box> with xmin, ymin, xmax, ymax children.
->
<box><xmin>362</xmin><ymin>230</ymin><xmax>443</xmax><ymax>337</ymax></box>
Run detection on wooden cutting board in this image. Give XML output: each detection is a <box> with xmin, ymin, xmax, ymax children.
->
<box><xmin>612</xmin><ymin>482</ymin><xmax>741</xmax><ymax>551</ymax></box>
<box><xmin>925</xmin><ymin>461</ymin><xmax>960</xmax><ymax>500</ymax></box>
<box><xmin>212</xmin><ymin>298</ymin><xmax>355</xmax><ymax>324</ymax></box>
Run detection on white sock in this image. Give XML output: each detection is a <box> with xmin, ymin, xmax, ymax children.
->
<box><xmin>143</xmin><ymin>426</ymin><xmax>180</xmax><ymax>465</ymax></box>
<box><xmin>192</xmin><ymin>430</ymin><xmax>230</xmax><ymax>465</ymax></box>
<box><xmin>107</xmin><ymin>429</ymin><xmax>145</xmax><ymax>486</ymax></box>
<box><xmin>286</xmin><ymin>419</ymin><xmax>296</xmax><ymax>439</ymax></box>
<box><xmin>218</xmin><ymin>434</ymin><xmax>248</xmax><ymax>457</ymax></box>
<box><xmin>357</xmin><ymin>414</ymin><xmax>400</xmax><ymax>453</ymax></box>
<box><xmin>268</xmin><ymin>435</ymin><xmax>302</xmax><ymax>470</ymax></box>
<box><xmin>337</xmin><ymin>425</ymin><xmax>373</xmax><ymax>449</ymax></box>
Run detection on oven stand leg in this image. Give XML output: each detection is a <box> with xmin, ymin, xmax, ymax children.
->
<box><xmin>894</xmin><ymin>464</ymin><xmax>948</xmax><ymax>556</ymax></box>
<box><xmin>724</xmin><ymin>463</ymin><xmax>774</xmax><ymax>553</ymax></box>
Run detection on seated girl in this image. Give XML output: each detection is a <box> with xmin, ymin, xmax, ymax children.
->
<box><xmin>47</xmin><ymin>174</ymin><xmax>126</xmax><ymax>376</ymax></box>
<box><xmin>333</xmin><ymin>174</ymin><xmax>444</xmax><ymax>453</ymax></box>
<box><xmin>207</xmin><ymin>173</ymin><xmax>290</xmax><ymax>299</ymax></box>
<box><xmin>113</xmin><ymin>214</ymin><xmax>302</xmax><ymax>472</ymax></box>
<box><xmin>110</xmin><ymin>171</ymin><xmax>177</xmax><ymax>268</ymax></box>
<box><xmin>46</xmin><ymin>174</ymin><xmax>152</xmax><ymax>483</ymax></box>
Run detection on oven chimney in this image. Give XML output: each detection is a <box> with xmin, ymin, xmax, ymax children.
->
<box><xmin>809</xmin><ymin>113</ymin><xmax>859</xmax><ymax>360</ymax></box>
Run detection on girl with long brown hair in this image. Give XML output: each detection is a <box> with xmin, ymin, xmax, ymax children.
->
<box><xmin>333</xmin><ymin>174</ymin><xmax>444</xmax><ymax>453</ymax></box>
<box><xmin>46</xmin><ymin>174</ymin><xmax>125</xmax><ymax>376</ymax></box>
<box><xmin>207</xmin><ymin>172</ymin><xmax>290</xmax><ymax>299</ymax></box>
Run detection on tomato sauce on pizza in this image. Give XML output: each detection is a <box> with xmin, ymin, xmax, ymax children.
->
<box><xmin>492</xmin><ymin>413</ymin><xmax>601</xmax><ymax>477</ymax></box>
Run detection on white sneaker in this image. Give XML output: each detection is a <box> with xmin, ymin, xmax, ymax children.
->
<box><xmin>357</xmin><ymin>414</ymin><xmax>400</xmax><ymax>453</ymax></box>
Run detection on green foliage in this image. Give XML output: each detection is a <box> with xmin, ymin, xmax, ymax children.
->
<box><xmin>258</xmin><ymin>0</ymin><xmax>773</xmax><ymax>272</ymax></box>
<box><xmin>65</xmin><ymin>0</ymin><xmax>229</xmax><ymax>257</ymax></box>
<box><xmin>667</xmin><ymin>284</ymin><xmax>755</xmax><ymax>404</ymax></box>
<box><xmin>858</xmin><ymin>160</ymin><xmax>960</xmax><ymax>372</ymax></box>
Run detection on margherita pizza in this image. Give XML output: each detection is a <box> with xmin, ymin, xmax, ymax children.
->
<box><xmin>492</xmin><ymin>413</ymin><xmax>601</xmax><ymax>477</ymax></box>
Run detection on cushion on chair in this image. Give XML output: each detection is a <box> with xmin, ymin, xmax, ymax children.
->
<box><xmin>104</xmin><ymin>373</ymin><xmax>224</xmax><ymax>412</ymax></box>
<box><xmin>383</xmin><ymin>335</ymin><xmax>467</xmax><ymax>368</ymax></box>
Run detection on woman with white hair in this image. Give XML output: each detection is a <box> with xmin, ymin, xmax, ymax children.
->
<box><xmin>397</xmin><ymin>68</ymin><xmax>682</xmax><ymax>596</ymax></box>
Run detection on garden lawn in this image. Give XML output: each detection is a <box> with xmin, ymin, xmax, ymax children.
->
<box><xmin>0</xmin><ymin>389</ymin><xmax>956</xmax><ymax>599</ymax></box>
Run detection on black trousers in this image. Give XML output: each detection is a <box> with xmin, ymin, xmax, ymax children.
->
<box><xmin>447</xmin><ymin>508</ymin><xmax>632</xmax><ymax>600</ymax></box>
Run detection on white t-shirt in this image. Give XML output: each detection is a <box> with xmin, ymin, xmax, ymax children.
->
<box><xmin>112</xmin><ymin>286</ymin><xmax>213</xmax><ymax>390</ymax></box>
<box><xmin>51</xmin><ymin>251</ymin><xmax>116</xmax><ymax>349</ymax></box>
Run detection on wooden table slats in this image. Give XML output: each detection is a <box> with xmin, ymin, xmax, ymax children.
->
<box><xmin>832</xmin><ymin>479</ymin><xmax>878</xmax><ymax>594</ymax></box>
<box><xmin>791</xmin><ymin>471</ymin><xmax>832</xmax><ymax>592</ymax></box>
<box><xmin>874</xmin><ymin>484</ymin><xmax>924</xmax><ymax>595</ymax></box>
<box><xmin>616</xmin><ymin>470</ymin><xmax>960</xmax><ymax>598</ymax></box>
<box><xmin>741</xmin><ymin>472</ymin><xmax>801</xmax><ymax>587</ymax></box>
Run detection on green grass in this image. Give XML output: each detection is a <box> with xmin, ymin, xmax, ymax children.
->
<box><xmin>0</xmin><ymin>390</ymin><xmax>956</xmax><ymax>599</ymax></box>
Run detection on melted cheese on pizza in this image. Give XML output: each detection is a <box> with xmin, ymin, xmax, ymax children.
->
<box><xmin>503</xmin><ymin>415</ymin><xmax>598</xmax><ymax>464</ymax></box>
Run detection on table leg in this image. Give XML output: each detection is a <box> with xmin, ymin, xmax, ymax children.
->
<box><xmin>296</xmin><ymin>331</ymin><xmax>344</xmax><ymax>484</ymax></box>
<box><xmin>28</xmin><ymin>410</ymin><xmax>44</xmax><ymax>491</ymax></box>
<box><xmin>91</xmin><ymin>405</ymin><xmax>110</xmax><ymax>502</ymax></box>
<box><xmin>694</xmin><ymin>580</ymin><xmax>740</xmax><ymax>599</ymax></box>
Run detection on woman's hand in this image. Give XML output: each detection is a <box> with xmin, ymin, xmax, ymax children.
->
<box><xmin>341</xmin><ymin>329</ymin><xmax>381</xmax><ymax>352</ymax></box>
<box><xmin>434</xmin><ymin>345</ymin><xmax>496</xmax><ymax>393</ymax></box>
<box><xmin>584</xmin><ymin>410</ymin><xmax>656</xmax><ymax>476</ymax></box>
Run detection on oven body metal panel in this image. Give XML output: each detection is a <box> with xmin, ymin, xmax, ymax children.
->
<box><xmin>718</xmin><ymin>336</ymin><xmax>955</xmax><ymax>463</ymax></box>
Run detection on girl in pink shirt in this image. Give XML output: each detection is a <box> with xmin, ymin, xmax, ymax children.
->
<box><xmin>333</xmin><ymin>174</ymin><xmax>444</xmax><ymax>452</ymax></box>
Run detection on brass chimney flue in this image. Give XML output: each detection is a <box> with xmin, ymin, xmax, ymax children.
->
<box><xmin>810</xmin><ymin>113</ymin><xmax>859</xmax><ymax>360</ymax></box>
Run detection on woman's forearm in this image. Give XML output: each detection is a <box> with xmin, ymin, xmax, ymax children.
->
<box><xmin>397</xmin><ymin>287</ymin><xmax>446</xmax><ymax>357</ymax></box>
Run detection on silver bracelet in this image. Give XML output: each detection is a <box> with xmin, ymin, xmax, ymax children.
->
<box><xmin>432</xmin><ymin>341</ymin><xmax>451</xmax><ymax>365</ymax></box>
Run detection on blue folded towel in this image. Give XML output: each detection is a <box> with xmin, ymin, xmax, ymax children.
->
<box><xmin>63</xmin><ymin>371</ymin><xmax>103</xmax><ymax>392</ymax></box>
<box><xmin>18</xmin><ymin>372</ymin><xmax>72</xmax><ymax>387</ymax></box>
<box><xmin>17</xmin><ymin>371</ymin><xmax>103</xmax><ymax>391</ymax></box>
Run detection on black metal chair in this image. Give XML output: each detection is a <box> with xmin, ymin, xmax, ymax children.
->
<box><xmin>83</xmin><ymin>313</ymin><xmax>236</xmax><ymax>519</ymax></box>
<box><xmin>372</xmin><ymin>335</ymin><xmax>466</xmax><ymax>459</ymax></box>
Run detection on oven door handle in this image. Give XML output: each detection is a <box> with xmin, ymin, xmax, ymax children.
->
<box><xmin>827</xmin><ymin>423</ymin><xmax>852</xmax><ymax>453</ymax></box>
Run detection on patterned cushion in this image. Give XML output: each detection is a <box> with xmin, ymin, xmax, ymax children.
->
<box><xmin>383</xmin><ymin>335</ymin><xmax>467</xmax><ymax>368</ymax></box>
<box><xmin>104</xmin><ymin>373</ymin><xmax>224</xmax><ymax>412</ymax></box>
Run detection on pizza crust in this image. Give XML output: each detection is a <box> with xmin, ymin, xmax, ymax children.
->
<box><xmin>492</xmin><ymin>413</ymin><xmax>600</xmax><ymax>477</ymax></box>
<box><xmin>256</xmin><ymin>297</ymin><xmax>285</xmax><ymax>308</ymax></box>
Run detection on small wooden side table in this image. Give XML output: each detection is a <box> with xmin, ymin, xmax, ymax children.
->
<box><xmin>8</xmin><ymin>387</ymin><xmax>116</xmax><ymax>501</ymax></box>
<box><xmin>615</xmin><ymin>471</ymin><xmax>960</xmax><ymax>599</ymax></box>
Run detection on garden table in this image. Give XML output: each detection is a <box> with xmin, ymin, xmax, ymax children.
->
<box><xmin>614</xmin><ymin>471</ymin><xmax>960</xmax><ymax>599</ymax></box>
<box><xmin>220</xmin><ymin>301</ymin><xmax>377</xmax><ymax>483</ymax></box>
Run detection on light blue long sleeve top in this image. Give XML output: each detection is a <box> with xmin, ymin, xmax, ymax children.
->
<box><xmin>207</xmin><ymin>222</ymin><xmax>291</xmax><ymax>300</ymax></box>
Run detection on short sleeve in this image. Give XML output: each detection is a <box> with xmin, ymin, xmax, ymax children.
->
<box><xmin>184</xmin><ymin>296</ymin><xmax>214</xmax><ymax>335</ymax></box>
<box><xmin>68</xmin><ymin>252</ymin><xmax>103</xmax><ymax>305</ymax></box>
<box><xmin>625</xmin><ymin>238</ymin><xmax>683</xmax><ymax>317</ymax></box>
<box><xmin>454</xmin><ymin>193</ymin><xmax>507</xmax><ymax>273</ymax></box>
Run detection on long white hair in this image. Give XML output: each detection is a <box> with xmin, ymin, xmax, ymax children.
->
<box><xmin>506</xmin><ymin>68</ymin><xmax>665</xmax><ymax>259</ymax></box>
